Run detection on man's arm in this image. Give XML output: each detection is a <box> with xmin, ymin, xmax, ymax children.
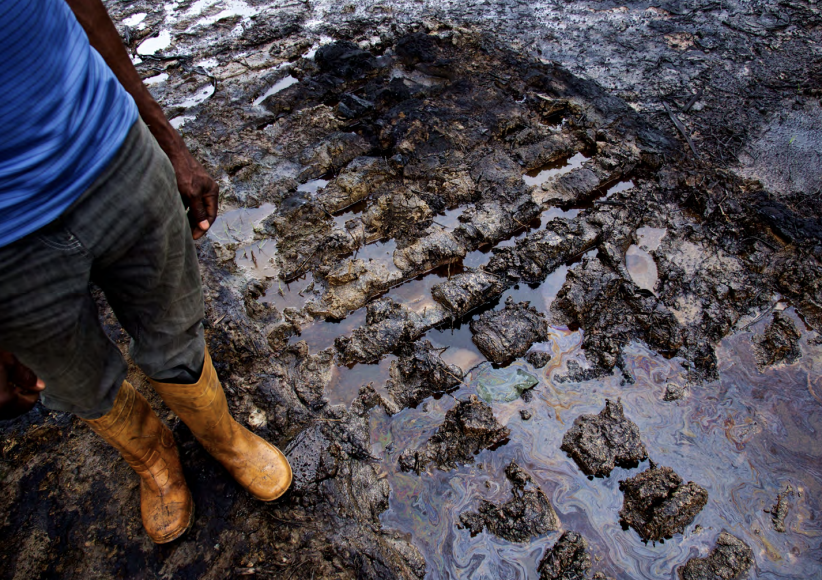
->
<box><xmin>64</xmin><ymin>0</ymin><xmax>218</xmax><ymax>240</ymax></box>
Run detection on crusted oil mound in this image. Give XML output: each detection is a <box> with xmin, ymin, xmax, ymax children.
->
<box><xmin>398</xmin><ymin>394</ymin><xmax>510</xmax><ymax>473</ymax></box>
<box><xmin>561</xmin><ymin>399</ymin><xmax>648</xmax><ymax>478</ymax></box>
<box><xmin>753</xmin><ymin>311</ymin><xmax>802</xmax><ymax>369</ymax></box>
<box><xmin>458</xmin><ymin>461</ymin><xmax>559</xmax><ymax>542</ymax></box>
<box><xmin>382</xmin><ymin>339</ymin><xmax>463</xmax><ymax>414</ymax></box>
<box><xmin>538</xmin><ymin>531</ymin><xmax>592</xmax><ymax>580</ymax></box>
<box><xmin>469</xmin><ymin>297</ymin><xmax>549</xmax><ymax>364</ymax></box>
<box><xmin>619</xmin><ymin>464</ymin><xmax>708</xmax><ymax>543</ymax></box>
<box><xmin>678</xmin><ymin>532</ymin><xmax>754</xmax><ymax>580</ymax></box>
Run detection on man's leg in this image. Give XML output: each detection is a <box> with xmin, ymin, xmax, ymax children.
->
<box><xmin>0</xmin><ymin>120</ymin><xmax>195</xmax><ymax>543</ymax></box>
<box><xmin>82</xmin><ymin>120</ymin><xmax>291</xmax><ymax>501</ymax></box>
<box><xmin>81</xmin><ymin>122</ymin><xmax>205</xmax><ymax>385</ymax></box>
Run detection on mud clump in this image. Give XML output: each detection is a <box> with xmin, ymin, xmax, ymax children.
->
<box><xmin>382</xmin><ymin>340</ymin><xmax>463</xmax><ymax>414</ymax></box>
<box><xmin>487</xmin><ymin>218</ymin><xmax>600</xmax><ymax>285</ymax></box>
<box><xmin>314</xmin><ymin>40</ymin><xmax>378</xmax><ymax>79</ymax></box>
<box><xmin>318</xmin><ymin>155</ymin><xmax>394</xmax><ymax>213</ymax></box>
<box><xmin>526</xmin><ymin>350</ymin><xmax>552</xmax><ymax>369</ymax></box>
<box><xmin>552</xmin><ymin>254</ymin><xmax>683</xmax><ymax>377</ymax></box>
<box><xmin>664</xmin><ymin>382</ymin><xmax>687</xmax><ymax>402</ymax></box>
<box><xmin>753</xmin><ymin>311</ymin><xmax>801</xmax><ymax>369</ymax></box>
<box><xmin>392</xmin><ymin>228</ymin><xmax>466</xmax><ymax>273</ymax></box>
<box><xmin>766</xmin><ymin>484</ymin><xmax>794</xmax><ymax>533</ymax></box>
<box><xmin>678</xmin><ymin>532</ymin><xmax>754</xmax><ymax>580</ymax></box>
<box><xmin>298</xmin><ymin>131</ymin><xmax>371</xmax><ymax>181</ymax></box>
<box><xmin>538</xmin><ymin>531</ymin><xmax>592</xmax><ymax>580</ymax></box>
<box><xmin>398</xmin><ymin>394</ymin><xmax>510</xmax><ymax>473</ymax></box>
<box><xmin>431</xmin><ymin>271</ymin><xmax>504</xmax><ymax>316</ymax></box>
<box><xmin>470</xmin><ymin>297</ymin><xmax>549</xmax><ymax>364</ymax></box>
<box><xmin>561</xmin><ymin>399</ymin><xmax>648</xmax><ymax>478</ymax></box>
<box><xmin>458</xmin><ymin>461</ymin><xmax>559</xmax><ymax>542</ymax></box>
<box><xmin>619</xmin><ymin>464</ymin><xmax>708</xmax><ymax>542</ymax></box>
<box><xmin>335</xmin><ymin>298</ymin><xmax>416</xmax><ymax>363</ymax></box>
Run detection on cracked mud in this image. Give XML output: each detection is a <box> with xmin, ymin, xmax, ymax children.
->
<box><xmin>2</xmin><ymin>0</ymin><xmax>822</xmax><ymax>579</ymax></box>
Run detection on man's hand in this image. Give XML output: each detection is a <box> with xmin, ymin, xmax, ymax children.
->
<box><xmin>65</xmin><ymin>0</ymin><xmax>219</xmax><ymax>239</ymax></box>
<box><xmin>0</xmin><ymin>351</ymin><xmax>45</xmax><ymax>421</ymax></box>
<box><xmin>165</xmin><ymin>139</ymin><xmax>219</xmax><ymax>239</ymax></box>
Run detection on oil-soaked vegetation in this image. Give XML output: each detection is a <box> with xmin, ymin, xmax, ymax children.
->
<box><xmin>2</xmin><ymin>0</ymin><xmax>822</xmax><ymax>578</ymax></box>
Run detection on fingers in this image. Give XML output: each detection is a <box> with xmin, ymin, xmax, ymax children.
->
<box><xmin>187</xmin><ymin>190</ymin><xmax>209</xmax><ymax>240</ymax></box>
<box><xmin>8</xmin><ymin>357</ymin><xmax>41</xmax><ymax>392</ymax></box>
<box><xmin>170</xmin><ymin>149</ymin><xmax>220</xmax><ymax>240</ymax></box>
<box><xmin>205</xmin><ymin>181</ymin><xmax>219</xmax><ymax>225</ymax></box>
<box><xmin>0</xmin><ymin>353</ymin><xmax>42</xmax><ymax>420</ymax></box>
<box><xmin>189</xmin><ymin>180</ymin><xmax>220</xmax><ymax>240</ymax></box>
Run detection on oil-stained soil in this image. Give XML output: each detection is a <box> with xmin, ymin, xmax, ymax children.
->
<box><xmin>561</xmin><ymin>398</ymin><xmax>648</xmax><ymax>478</ymax></box>
<box><xmin>678</xmin><ymin>532</ymin><xmax>754</xmax><ymax>580</ymax></box>
<box><xmin>537</xmin><ymin>531</ymin><xmax>591</xmax><ymax>580</ymax></box>
<box><xmin>458</xmin><ymin>461</ymin><xmax>559</xmax><ymax>542</ymax></box>
<box><xmin>398</xmin><ymin>394</ymin><xmax>510</xmax><ymax>473</ymax></box>
<box><xmin>2</xmin><ymin>0</ymin><xmax>822</xmax><ymax>578</ymax></box>
<box><xmin>619</xmin><ymin>463</ymin><xmax>709</xmax><ymax>543</ymax></box>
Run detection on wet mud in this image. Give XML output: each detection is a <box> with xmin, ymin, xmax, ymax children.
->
<box><xmin>560</xmin><ymin>398</ymin><xmax>648</xmax><ymax>478</ymax></box>
<box><xmin>2</xmin><ymin>0</ymin><xmax>822</xmax><ymax>579</ymax></box>
<box><xmin>678</xmin><ymin>532</ymin><xmax>754</xmax><ymax>580</ymax></box>
<box><xmin>458</xmin><ymin>461</ymin><xmax>559</xmax><ymax>543</ymax></box>
<box><xmin>618</xmin><ymin>463</ymin><xmax>709</xmax><ymax>543</ymax></box>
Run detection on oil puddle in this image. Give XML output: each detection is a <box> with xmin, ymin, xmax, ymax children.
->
<box><xmin>144</xmin><ymin>73</ymin><xmax>169</xmax><ymax>86</ymax></box>
<box><xmin>235</xmin><ymin>239</ymin><xmax>277</xmax><ymax>279</ymax></box>
<box><xmin>605</xmin><ymin>178</ymin><xmax>635</xmax><ymax>197</ymax></box>
<box><xmin>523</xmin><ymin>151</ymin><xmax>590</xmax><ymax>187</ymax></box>
<box><xmin>186</xmin><ymin>0</ymin><xmax>260</xmax><ymax>30</ymax></box>
<box><xmin>253</xmin><ymin>75</ymin><xmax>299</xmax><ymax>106</ymax></box>
<box><xmin>497</xmin><ymin>265</ymin><xmax>569</xmax><ymax>315</ymax></box>
<box><xmin>423</xmin><ymin>321</ymin><xmax>487</xmax><ymax>374</ymax></box>
<box><xmin>625</xmin><ymin>245</ymin><xmax>658</xmax><ymax>293</ymax></box>
<box><xmin>259</xmin><ymin>273</ymin><xmax>314</xmax><ymax>311</ymax></box>
<box><xmin>298</xmin><ymin>178</ymin><xmax>330</xmax><ymax>194</ymax></box>
<box><xmin>386</xmin><ymin>262</ymin><xmax>466</xmax><ymax>314</ymax></box>
<box><xmin>474</xmin><ymin>361</ymin><xmax>539</xmax><ymax>403</ymax></box>
<box><xmin>636</xmin><ymin>226</ymin><xmax>667</xmax><ymax>251</ymax></box>
<box><xmin>326</xmin><ymin>355</ymin><xmax>396</xmax><ymax>407</ymax></box>
<box><xmin>332</xmin><ymin>200</ymin><xmax>367</xmax><ymax>230</ymax></box>
<box><xmin>137</xmin><ymin>30</ymin><xmax>172</xmax><ymax>55</ymax></box>
<box><xmin>435</xmin><ymin>207</ymin><xmax>464</xmax><ymax>230</ymax></box>
<box><xmin>291</xmin><ymin>308</ymin><xmax>367</xmax><ymax>354</ymax></box>
<box><xmin>123</xmin><ymin>12</ymin><xmax>147</xmax><ymax>27</ymax></box>
<box><xmin>209</xmin><ymin>203</ymin><xmax>277</xmax><ymax>245</ymax></box>
<box><xmin>170</xmin><ymin>115</ymin><xmax>195</xmax><ymax>129</ymax></box>
<box><xmin>463</xmin><ymin>248</ymin><xmax>493</xmax><ymax>269</ymax></box>
<box><xmin>371</xmin><ymin>312</ymin><xmax>822</xmax><ymax>579</ymax></box>
<box><xmin>353</xmin><ymin>238</ymin><xmax>398</xmax><ymax>266</ymax></box>
<box><xmin>177</xmin><ymin>84</ymin><xmax>215</xmax><ymax>108</ymax></box>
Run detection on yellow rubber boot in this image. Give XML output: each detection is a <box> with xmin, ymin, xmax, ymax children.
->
<box><xmin>84</xmin><ymin>381</ymin><xmax>194</xmax><ymax>543</ymax></box>
<box><xmin>150</xmin><ymin>350</ymin><xmax>292</xmax><ymax>501</ymax></box>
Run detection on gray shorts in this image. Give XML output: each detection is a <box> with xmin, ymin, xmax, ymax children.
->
<box><xmin>0</xmin><ymin>120</ymin><xmax>205</xmax><ymax>419</ymax></box>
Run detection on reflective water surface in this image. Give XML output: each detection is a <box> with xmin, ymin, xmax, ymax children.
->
<box><xmin>368</xmin><ymin>311</ymin><xmax>822</xmax><ymax>579</ymax></box>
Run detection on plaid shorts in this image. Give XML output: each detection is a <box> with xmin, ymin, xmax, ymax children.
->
<box><xmin>0</xmin><ymin>120</ymin><xmax>205</xmax><ymax>418</ymax></box>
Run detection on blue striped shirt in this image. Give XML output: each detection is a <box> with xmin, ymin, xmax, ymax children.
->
<box><xmin>0</xmin><ymin>0</ymin><xmax>138</xmax><ymax>247</ymax></box>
